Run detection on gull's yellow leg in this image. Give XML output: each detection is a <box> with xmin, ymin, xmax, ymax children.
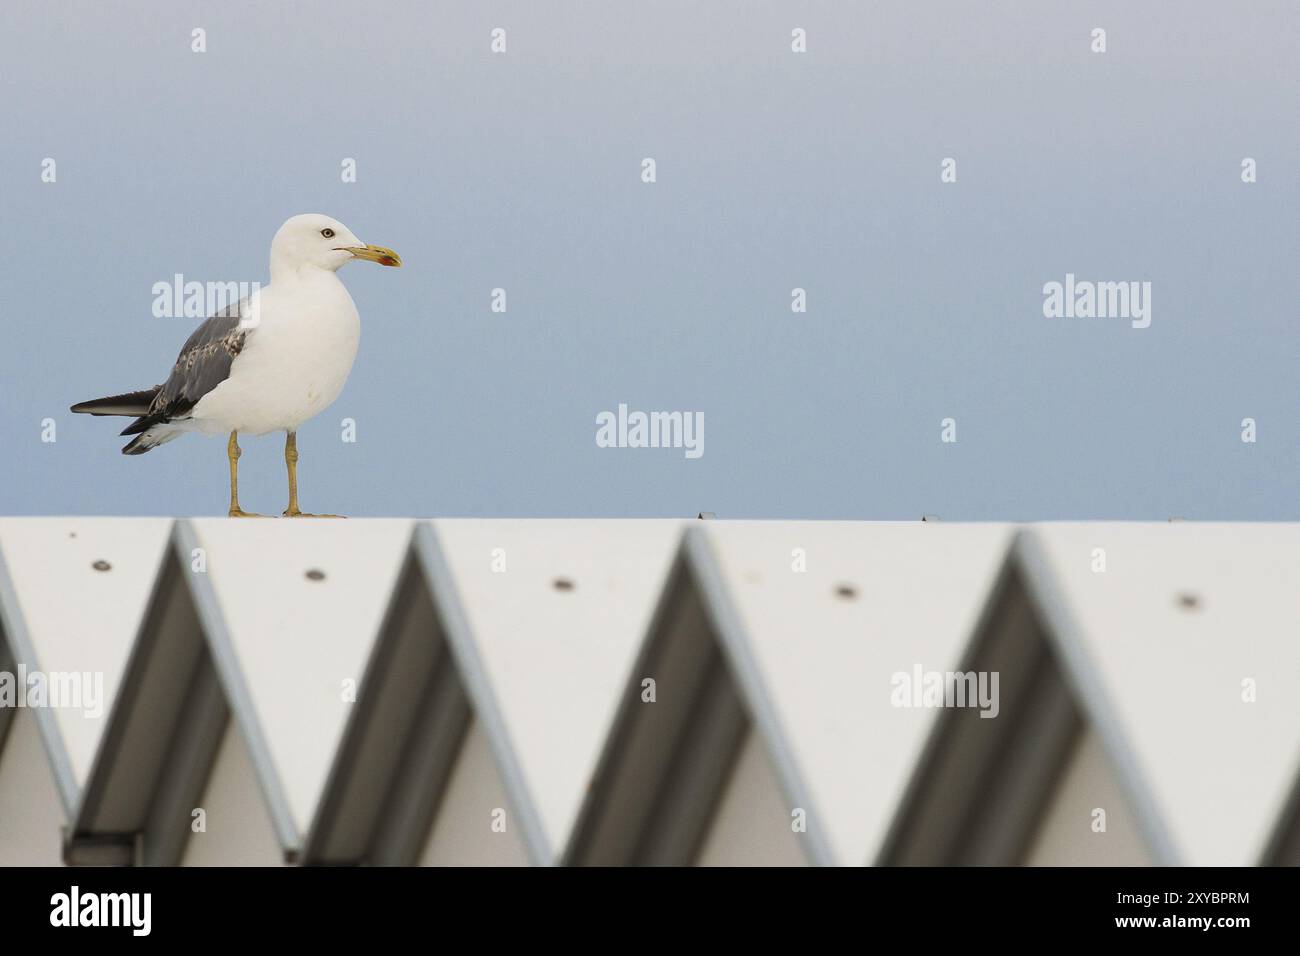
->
<box><xmin>283</xmin><ymin>430</ymin><xmax>345</xmax><ymax>518</ymax></box>
<box><xmin>227</xmin><ymin>431</ymin><xmax>267</xmax><ymax>518</ymax></box>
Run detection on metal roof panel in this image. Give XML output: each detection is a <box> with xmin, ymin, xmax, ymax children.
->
<box><xmin>1024</xmin><ymin>522</ymin><xmax>1300</xmax><ymax>865</ymax></box>
<box><xmin>700</xmin><ymin>520</ymin><xmax>1015</xmax><ymax>864</ymax></box>
<box><xmin>0</xmin><ymin>517</ymin><xmax>171</xmax><ymax>806</ymax></box>
<box><xmin>433</xmin><ymin>518</ymin><xmax>684</xmax><ymax>857</ymax></box>
<box><xmin>188</xmin><ymin>518</ymin><xmax>413</xmax><ymax>836</ymax></box>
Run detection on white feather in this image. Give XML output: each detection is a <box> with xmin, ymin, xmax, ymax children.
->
<box><xmin>187</xmin><ymin>271</ymin><xmax>360</xmax><ymax>437</ymax></box>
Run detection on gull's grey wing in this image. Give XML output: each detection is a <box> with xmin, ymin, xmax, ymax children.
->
<box><xmin>119</xmin><ymin>304</ymin><xmax>253</xmax><ymax>436</ymax></box>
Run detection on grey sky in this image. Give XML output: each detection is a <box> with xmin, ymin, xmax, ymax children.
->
<box><xmin>1</xmin><ymin>1</ymin><xmax>1296</xmax><ymax>519</ymax></box>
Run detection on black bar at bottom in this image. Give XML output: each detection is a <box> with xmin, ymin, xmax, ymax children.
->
<box><xmin>0</xmin><ymin>865</ymin><xmax>1282</xmax><ymax>942</ymax></box>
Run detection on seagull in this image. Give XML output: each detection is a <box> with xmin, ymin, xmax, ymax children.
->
<box><xmin>71</xmin><ymin>214</ymin><xmax>401</xmax><ymax>517</ymax></box>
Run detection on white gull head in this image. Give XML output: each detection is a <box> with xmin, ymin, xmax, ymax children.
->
<box><xmin>269</xmin><ymin>213</ymin><xmax>401</xmax><ymax>280</ymax></box>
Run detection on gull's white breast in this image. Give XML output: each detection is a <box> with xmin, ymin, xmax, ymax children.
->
<box><xmin>190</xmin><ymin>272</ymin><xmax>360</xmax><ymax>436</ymax></box>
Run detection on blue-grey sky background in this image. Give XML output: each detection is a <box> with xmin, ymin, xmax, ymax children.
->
<box><xmin>1</xmin><ymin>1</ymin><xmax>1296</xmax><ymax>519</ymax></box>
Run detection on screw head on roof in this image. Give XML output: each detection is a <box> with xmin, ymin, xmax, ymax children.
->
<box><xmin>553</xmin><ymin>577</ymin><xmax>575</xmax><ymax>592</ymax></box>
<box><xmin>834</xmin><ymin>583</ymin><xmax>858</xmax><ymax>600</ymax></box>
<box><xmin>91</xmin><ymin>559</ymin><xmax>111</xmax><ymax>572</ymax></box>
<box><xmin>1176</xmin><ymin>592</ymin><xmax>1200</xmax><ymax>610</ymax></box>
<box><xmin>305</xmin><ymin>568</ymin><xmax>326</xmax><ymax>581</ymax></box>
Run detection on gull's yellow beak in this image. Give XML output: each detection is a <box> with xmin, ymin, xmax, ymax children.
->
<box><xmin>343</xmin><ymin>244</ymin><xmax>402</xmax><ymax>267</ymax></box>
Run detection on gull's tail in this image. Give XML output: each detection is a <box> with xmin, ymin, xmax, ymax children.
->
<box><xmin>70</xmin><ymin>388</ymin><xmax>160</xmax><ymax>417</ymax></box>
<box><xmin>120</xmin><ymin>424</ymin><xmax>185</xmax><ymax>456</ymax></box>
<box><xmin>71</xmin><ymin>386</ymin><xmax>178</xmax><ymax>455</ymax></box>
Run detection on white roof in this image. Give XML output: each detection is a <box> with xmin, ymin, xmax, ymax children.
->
<box><xmin>1</xmin><ymin>518</ymin><xmax>1296</xmax><ymax>866</ymax></box>
<box><xmin>1020</xmin><ymin>522</ymin><xmax>1300</xmax><ymax>865</ymax></box>
<box><xmin>698</xmin><ymin>521</ymin><xmax>1014</xmax><ymax>865</ymax></box>
<box><xmin>432</xmin><ymin>518</ymin><xmax>683</xmax><ymax>860</ymax></box>
<box><xmin>188</xmin><ymin>518</ymin><xmax>414</xmax><ymax>842</ymax></box>
<box><xmin>0</xmin><ymin>517</ymin><xmax>172</xmax><ymax>811</ymax></box>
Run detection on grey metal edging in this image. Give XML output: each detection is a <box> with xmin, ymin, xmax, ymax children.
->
<box><xmin>871</xmin><ymin>530</ymin><xmax>1023</xmax><ymax>866</ymax></box>
<box><xmin>411</xmin><ymin>521</ymin><xmax>554</xmax><ymax>866</ymax></box>
<box><xmin>69</xmin><ymin>519</ymin><xmax>180</xmax><ymax>837</ymax></box>
<box><xmin>1012</xmin><ymin>527</ymin><xmax>1183</xmax><ymax>866</ymax></box>
<box><xmin>172</xmin><ymin>519</ymin><xmax>301</xmax><ymax>858</ymax></box>
<box><xmin>301</xmin><ymin>520</ymin><xmax>427</xmax><ymax>863</ymax></box>
<box><xmin>681</xmin><ymin>525</ymin><xmax>838</xmax><ymax>867</ymax></box>
<box><xmin>0</xmin><ymin>532</ymin><xmax>81</xmax><ymax>818</ymax></box>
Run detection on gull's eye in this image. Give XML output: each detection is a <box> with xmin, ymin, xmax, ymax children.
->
<box><xmin>321</xmin><ymin>228</ymin><xmax>336</xmax><ymax>239</ymax></box>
